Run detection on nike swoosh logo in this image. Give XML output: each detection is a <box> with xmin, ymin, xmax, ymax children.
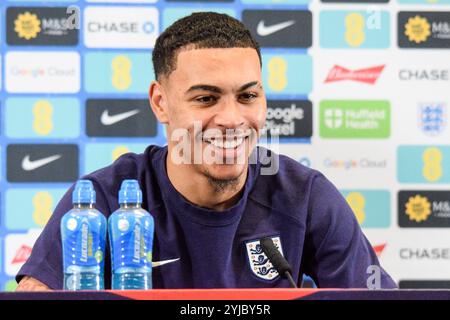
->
<box><xmin>256</xmin><ymin>20</ymin><xmax>296</xmax><ymax>37</ymax></box>
<box><xmin>100</xmin><ymin>109</ymin><xmax>140</xmax><ymax>126</ymax></box>
<box><xmin>152</xmin><ymin>258</ymin><xmax>180</xmax><ymax>268</ymax></box>
<box><xmin>21</xmin><ymin>154</ymin><xmax>62</xmax><ymax>171</ymax></box>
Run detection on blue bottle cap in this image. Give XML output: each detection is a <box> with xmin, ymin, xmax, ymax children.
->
<box><xmin>72</xmin><ymin>180</ymin><xmax>96</xmax><ymax>204</ymax></box>
<box><xmin>119</xmin><ymin>179</ymin><xmax>142</xmax><ymax>204</ymax></box>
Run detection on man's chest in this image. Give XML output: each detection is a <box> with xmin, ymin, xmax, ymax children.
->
<box><xmin>149</xmin><ymin>208</ymin><xmax>307</xmax><ymax>288</ymax></box>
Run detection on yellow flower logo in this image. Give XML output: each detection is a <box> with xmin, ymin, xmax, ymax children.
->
<box><xmin>405</xmin><ymin>195</ymin><xmax>432</xmax><ymax>222</ymax></box>
<box><xmin>14</xmin><ymin>12</ymin><xmax>41</xmax><ymax>40</ymax></box>
<box><xmin>405</xmin><ymin>15</ymin><xmax>431</xmax><ymax>44</ymax></box>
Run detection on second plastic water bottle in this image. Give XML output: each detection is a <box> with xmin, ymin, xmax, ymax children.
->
<box><xmin>109</xmin><ymin>180</ymin><xmax>154</xmax><ymax>290</ymax></box>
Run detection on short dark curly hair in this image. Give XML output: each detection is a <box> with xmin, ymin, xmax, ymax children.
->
<box><xmin>152</xmin><ymin>12</ymin><xmax>261</xmax><ymax>81</ymax></box>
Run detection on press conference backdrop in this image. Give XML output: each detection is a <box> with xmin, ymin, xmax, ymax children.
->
<box><xmin>0</xmin><ymin>0</ymin><xmax>449</xmax><ymax>291</ymax></box>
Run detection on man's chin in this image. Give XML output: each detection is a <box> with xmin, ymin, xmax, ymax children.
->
<box><xmin>200</xmin><ymin>162</ymin><xmax>248</xmax><ymax>183</ymax></box>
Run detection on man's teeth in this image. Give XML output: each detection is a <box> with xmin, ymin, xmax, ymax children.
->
<box><xmin>206</xmin><ymin>137</ymin><xmax>245</xmax><ymax>149</ymax></box>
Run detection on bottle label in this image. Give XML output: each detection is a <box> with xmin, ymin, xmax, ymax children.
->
<box><xmin>110</xmin><ymin>213</ymin><xmax>154</xmax><ymax>272</ymax></box>
<box><xmin>61</xmin><ymin>214</ymin><xmax>106</xmax><ymax>273</ymax></box>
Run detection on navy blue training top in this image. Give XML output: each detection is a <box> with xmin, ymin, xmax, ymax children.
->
<box><xmin>17</xmin><ymin>145</ymin><xmax>397</xmax><ymax>289</ymax></box>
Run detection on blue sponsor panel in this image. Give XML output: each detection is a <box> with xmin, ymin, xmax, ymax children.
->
<box><xmin>5</xmin><ymin>189</ymin><xmax>67</xmax><ymax>231</ymax></box>
<box><xmin>5</xmin><ymin>98</ymin><xmax>80</xmax><ymax>138</ymax></box>
<box><xmin>320</xmin><ymin>11</ymin><xmax>390</xmax><ymax>49</ymax></box>
<box><xmin>397</xmin><ymin>146</ymin><xmax>450</xmax><ymax>183</ymax></box>
<box><xmin>84</xmin><ymin>143</ymin><xmax>148</xmax><ymax>174</ymax></box>
<box><xmin>163</xmin><ymin>8</ymin><xmax>236</xmax><ymax>29</ymax></box>
<box><xmin>341</xmin><ymin>190</ymin><xmax>391</xmax><ymax>228</ymax></box>
<box><xmin>84</xmin><ymin>52</ymin><xmax>154</xmax><ymax>94</ymax></box>
<box><xmin>262</xmin><ymin>54</ymin><xmax>312</xmax><ymax>95</ymax></box>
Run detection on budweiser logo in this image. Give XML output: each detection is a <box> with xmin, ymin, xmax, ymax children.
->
<box><xmin>373</xmin><ymin>244</ymin><xmax>387</xmax><ymax>257</ymax></box>
<box><xmin>324</xmin><ymin>65</ymin><xmax>385</xmax><ymax>84</ymax></box>
<box><xmin>12</xmin><ymin>245</ymin><xmax>32</xmax><ymax>264</ymax></box>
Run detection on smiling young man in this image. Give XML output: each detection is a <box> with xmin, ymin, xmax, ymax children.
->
<box><xmin>16</xmin><ymin>12</ymin><xmax>397</xmax><ymax>290</ymax></box>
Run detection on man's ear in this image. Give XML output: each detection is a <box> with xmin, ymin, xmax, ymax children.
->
<box><xmin>149</xmin><ymin>80</ymin><xmax>169</xmax><ymax>124</ymax></box>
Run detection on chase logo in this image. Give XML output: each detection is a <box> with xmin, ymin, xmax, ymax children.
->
<box><xmin>262</xmin><ymin>100</ymin><xmax>312</xmax><ymax>139</ymax></box>
<box><xmin>86</xmin><ymin>99</ymin><xmax>157</xmax><ymax>137</ymax></box>
<box><xmin>84</xmin><ymin>52</ymin><xmax>153</xmax><ymax>94</ymax></box>
<box><xmin>319</xmin><ymin>100</ymin><xmax>391</xmax><ymax>139</ymax></box>
<box><xmin>84</xmin><ymin>143</ymin><xmax>148</xmax><ymax>174</ymax></box>
<box><xmin>262</xmin><ymin>54</ymin><xmax>312</xmax><ymax>95</ymax></box>
<box><xmin>163</xmin><ymin>8</ymin><xmax>236</xmax><ymax>29</ymax></box>
<box><xmin>84</xmin><ymin>6</ymin><xmax>158</xmax><ymax>48</ymax></box>
<box><xmin>399</xmin><ymin>12</ymin><xmax>450</xmax><ymax>48</ymax></box>
<box><xmin>418</xmin><ymin>103</ymin><xmax>447</xmax><ymax>137</ymax></box>
<box><xmin>6</xmin><ymin>189</ymin><xmax>66</xmax><ymax>230</ymax></box>
<box><xmin>399</xmin><ymin>191</ymin><xmax>450</xmax><ymax>228</ymax></box>
<box><xmin>5</xmin><ymin>97</ymin><xmax>80</xmax><ymax>138</ymax></box>
<box><xmin>320</xmin><ymin>10</ymin><xmax>390</xmax><ymax>49</ymax></box>
<box><xmin>7</xmin><ymin>144</ymin><xmax>79</xmax><ymax>182</ymax></box>
<box><xmin>7</xmin><ymin>7</ymin><xmax>79</xmax><ymax>46</ymax></box>
<box><xmin>341</xmin><ymin>190</ymin><xmax>390</xmax><ymax>228</ymax></box>
<box><xmin>397</xmin><ymin>146</ymin><xmax>450</xmax><ymax>183</ymax></box>
<box><xmin>242</xmin><ymin>10</ymin><xmax>312</xmax><ymax>48</ymax></box>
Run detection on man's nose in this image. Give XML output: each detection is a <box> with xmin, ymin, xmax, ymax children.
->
<box><xmin>213</xmin><ymin>97</ymin><xmax>245</xmax><ymax>129</ymax></box>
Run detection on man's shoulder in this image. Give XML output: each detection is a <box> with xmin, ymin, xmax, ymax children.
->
<box><xmin>83</xmin><ymin>144</ymin><xmax>165</xmax><ymax>196</ymax></box>
<box><xmin>255</xmin><ymin>146</ymin><xmax>320</xmax><ymax>187</ymax></box>
<box><xmin>250</xmin><ymin>147</ymin><xmax>323</xmax><ymax>221</ymax></box>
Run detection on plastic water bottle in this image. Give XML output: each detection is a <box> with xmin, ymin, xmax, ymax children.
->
<box><xmin>109</xmin><ymin>179</ymin><xmax>154</xmax><ymax>290</ymax></box>
<box><xmin>61</xmin><ymin>180</ymin><xmax>107</xmax><ymax>290</ymax></box>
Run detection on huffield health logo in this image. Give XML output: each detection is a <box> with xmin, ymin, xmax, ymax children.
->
<box><xmin>399</xmin><ymin>191</ymin><xmax>450</xmax><ymax>228</ymax></box>
<box><xmin>399</xmin><ymin>12</ymin><xmax>450</xmax><ymax>48</ymax></box>
<box><xmin>7</xmin><ymin>7</ymin><xmax>79</xmax><ymax>46</ymax></box>
<box><xmin>319</xmin><ymin>100</ymin><xmax>390</xmax><ymax>138</ymax></box>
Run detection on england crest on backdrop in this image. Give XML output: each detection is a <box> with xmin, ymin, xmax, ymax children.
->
<box><xmin>245</xmin><ymin>236</ymin><xmax>284</xmax><ymax>281</ymax></box>
<box><xmin>418</xmin><ymin>103</ymin><xmax>447</xmax><ymax>136</ymax></box>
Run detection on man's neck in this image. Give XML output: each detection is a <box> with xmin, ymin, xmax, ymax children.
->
<box><xmin>166</xmin><ymin>152</ymin><xmax>248</xmax><ymax>211</ymax></box>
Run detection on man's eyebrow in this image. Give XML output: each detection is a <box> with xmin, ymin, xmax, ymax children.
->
<box><xmin>185</xmin><ymin>81</ymin><xmax>262</xmax><ymax>94</ymax></box>
<box><xmin>238</xmin><ymin>81</ymin><xmax>261</xmax><ymax>92</ymax></box>
<box><xmin>185</xmin><ymin>85</ymin><xmax>222</xmax><ymax>94</ymax></box>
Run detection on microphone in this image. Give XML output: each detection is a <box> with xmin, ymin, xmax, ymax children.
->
<box><xmin>260</xmin><ymin>237</ymin><xmax>298</xmax><ymax>288</ymax></box>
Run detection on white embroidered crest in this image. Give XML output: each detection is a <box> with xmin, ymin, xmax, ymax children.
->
<box><xmin>245</xmin><ymin>236</ymin><xmax>284</xmax><ymax>281</ymax></box>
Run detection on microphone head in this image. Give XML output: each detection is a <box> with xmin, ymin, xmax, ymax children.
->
<box><xmin>260</xmin><ymin>237</ymin><xmax>292</xmax><ymax>275</ymax></box>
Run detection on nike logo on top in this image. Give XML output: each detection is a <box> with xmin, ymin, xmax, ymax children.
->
<box><xmin>21</xmin><ymin>154</ymin><xmax>62</xmax><ymax>171</ymax></box>
<box><xmin>152</xmin><ymin>258</ymin><xmax>180</xmax><ymax>268</ymax></box>
<box><xmin>256</xmin><ymin>20</ymin><xmax>296</xmax><ymax>37</ymax></box>
<box><xmin>100</xmin><ymin>109</ymin><xmax>140</xmax><ymax>126</ymax></box>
